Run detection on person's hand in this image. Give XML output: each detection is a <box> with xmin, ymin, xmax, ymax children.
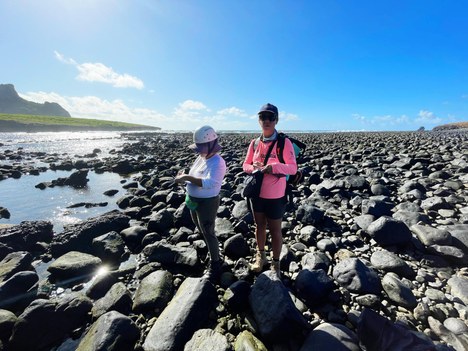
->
<box><xmin>174</xmin><ymin>174</ymin><xmax>187</xmax><ymax>184</ymax></box>
<box><xmin>253</xmin><ymin>161</ymin><xmax>263</xmax><ymax>170</ymax></box>
<box><xmin>261</xmin><ymin>165</ymin><xmax>272</xmax><ymax>174</ymax></box>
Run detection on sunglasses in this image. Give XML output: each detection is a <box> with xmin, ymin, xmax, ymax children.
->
<box><xmin>259</xmin><ymin>113</ymin><xmax>277</xmax><ymax>122</ymax></box>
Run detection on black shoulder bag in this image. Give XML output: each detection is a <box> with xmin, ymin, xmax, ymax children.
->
<box><xmin>242</xmin><ymin>139</ymin><xmax>276</xmax><ymax>198</ymax></box>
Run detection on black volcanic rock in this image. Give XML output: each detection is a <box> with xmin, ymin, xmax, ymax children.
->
<box><xmin>0</xmin><ymin>84</ymin><xmax>70</xmax><ymax>117</ymax></box>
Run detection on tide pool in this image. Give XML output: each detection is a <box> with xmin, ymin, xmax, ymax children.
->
<box><xmin>0</xmin><ymin>169</ymin><xmax>129</xmax><ymax>233</ymax></box>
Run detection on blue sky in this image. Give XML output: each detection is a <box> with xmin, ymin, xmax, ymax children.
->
<box><xmin>1</xmin><ymin>0</ymin><xmax>467</xmax><ymax>131</ymax></box>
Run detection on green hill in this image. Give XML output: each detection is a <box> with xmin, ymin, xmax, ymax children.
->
<box><xmin>0</xmin><ymin>114</ymin><xmax>160</xmax><ymax>132</ymax></box>
<box><xmin>0</xmin><ymin>84</ymin><xmax>70</xmax><ymax>117</ymax></box>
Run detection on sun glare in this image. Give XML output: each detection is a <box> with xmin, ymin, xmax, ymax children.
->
<box><xmin>96</xmin><ymin>265</ymin><xmax>110</xmax><ymax>276</ymax></box>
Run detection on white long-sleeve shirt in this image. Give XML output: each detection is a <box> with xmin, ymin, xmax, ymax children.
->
<box><xmin>186</xmin><ymin>154</ymin><xmax>226</xmax><ymax>198</ymax></box>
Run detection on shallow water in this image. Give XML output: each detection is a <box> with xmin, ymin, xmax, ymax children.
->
<box><xmin>0</xmin><ymin>131</ymin><xmax>124</xmax><ymax>157</ymax></box>
<box><xmin>0</xmin><ymin>169</ymin><xmax>127</xmax><ymax>232</ymax></box>
<box><xmin>0</xmin><ymin>131</ymin><xmax>140</xmax><ymax>232</ymax></box>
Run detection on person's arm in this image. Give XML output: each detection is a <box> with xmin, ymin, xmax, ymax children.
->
<box><xmin>175</xmin><ymin>174</ymin><xmax>202</xmax><ymax>187</ymax></box>
<box><xmin>242</xmin><ymin>140</ymin><xmax>256</xmax><ymax>174</ymax></box>
<box><xmin>269</xmin><ymin>138</ymin><xmax>297</xmax><ymax>175</ymax></box>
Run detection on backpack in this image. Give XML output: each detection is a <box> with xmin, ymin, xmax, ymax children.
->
<box><xmin>253</xmin><ymin>132</ymin><xmax>306</xmax><ymax>200</ymax></box>
<box><xmin>276</xmin><ymin>132</ymin><xmax>306</xmax><ymax>186</ymax></box>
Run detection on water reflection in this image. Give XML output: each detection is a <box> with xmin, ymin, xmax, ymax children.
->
<box><xmin>0</xmin><ymin>169</ymin><xmax>126</xmax><ymax>232</ymax></box>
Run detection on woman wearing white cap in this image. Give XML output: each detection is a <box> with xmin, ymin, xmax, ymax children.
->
<box><xmin>175</xmin><ymin>125</ymin><xmax>226</xmax><ymax>282</ymax></box>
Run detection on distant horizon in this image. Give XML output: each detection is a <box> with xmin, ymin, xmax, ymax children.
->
<box><xmin>1</xmin><ymin>109</ymin><xmax>465</xmax><ymax>134</ymax></box>
<box><xmin>1</xmin><ymin>1</ymin><xmax>466</xmax><ymax>132</ymax></box>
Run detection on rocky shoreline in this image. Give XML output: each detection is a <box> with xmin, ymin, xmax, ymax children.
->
<box><xmin>0</xmin><ymin>130</ymin><xmax>467</xmax><ymax>351</ymax></box>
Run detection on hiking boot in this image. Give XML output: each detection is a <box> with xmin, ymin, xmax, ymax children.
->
<box><xmin>250</xmin><ymin>250</ymin><xmax>267</xmax><ymax>273</ymax></box>
<box><xmin>271</xmin><ymin>259</ymin><xmax>281</xmax><ymax>279</ymax></box>
<box><xmin>203</xmin><ymin>259</ymin><xmax>223</xmax><ymax>283</ymax></box>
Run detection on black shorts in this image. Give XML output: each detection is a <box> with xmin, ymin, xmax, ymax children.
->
<box><xmin>249</xmin><ymin>196</ymin><xmax>287</xmax><ymax>220</ymax></box>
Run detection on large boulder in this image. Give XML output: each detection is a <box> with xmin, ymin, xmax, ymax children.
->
<box><xmin>119</xmin><ymin>225</ymin><xmax>148</xmax><ymax>252</ymax></box>
<box><xmin>234</xmin><ymin>330</ymin><xmax>268</xmax><ymax>351</ymax></box>
<box><xmin>77</xmin><ymin>311</ymin><xmax>139</xmax><ymax>351</ymax></box>
<box><xmin>8</xmin><ymin>294</ymin><xmax>92</xmax><ymax>351</ymax></box>
<box><xmin>295</xmin><ymin>269</ymin><xmax>335</xmax><ymax>307</ymax></box>
<box><xmin>370</xmin><ymin>250</ymin><xmax>415</xmax><ymax>279</ymax></box>
<box><xmin>47</xmin><ymin>251</ymin><xmax>102</xmax><ymax>283</ymax></box>
<box><xmin>147</xmin><ymin>209</ymin><xmax>174</xmax><ymax>234</ymax></box>
<box><xmin>224</xmin><ymin>233</ymin><xmax>250</xmax><ymax>259</ymax></box>
<box><xmin>249</xmin><ymin>271</ymin><xmax>310</xmax><ymax>342</ymax></box>
<box><xmin>296</xmin><ymin>203</ymin><xmax>325</xmax><ymax>225</ymax></box>
<box><xmin>132</xmin><ymin>270</ymin><xmax>173</xmax><ymax>314</ymax></box>
<box><xmin>143</xmin><ymin>241</ymin><xmax>199</xmax><ymax>269</ymax></box>
<box><xmin>91</xmin><ymin>282</ymin><xmax>132</xmax><ymax>319</ymax></box>
<box><xmin>0</xmin><ymin>271</ymin><xmax>38</xmax><ymax>312</ymax></box>
<box><xmin>184</xmin><ymin>329</ymin><xmax>230</xmax><ymax>351</ymax></box>
<box><xmin>91</xmin><ymin>231</ymin><xmax>126</xmax><ymax>266</ymax></box>
<box><xmin>332</xmin><ymin>258</ymin><xmax>381</xmax><ymax>294</ymax></box>
<box><xmin>0</xmin><ymin>220</ymin><xmax>53</xmax><ymax>252</ymax></box>
<box><xmin>143</xmin><ymin>277</ymin><xmax>217</xmax><ymax>351</ymax></box>
<box><xmin>300</xmin><ymin>323</ymin><xmax>360</xmax><ymax>351</ymax></box>
<box><xmin>381</xmin><ymin>273</ymin><xmax>417</xmax><ymax>309</ymax></box>
<box><xmin>223</xmin><ymin>280</ymin><xmax>251</xmax><ymax>312</ymax></box>
<box><xmin>0</xmin><ymin>251</ymin><xmax>33</xmax><ymax>283</ymax></box>
<box><xmin>50</xmin><ymin>210</ymin><xmax>130</xmax><ymax>257</ymax></box>
<box><xmin>447</xmin><ymin>276</ymin><xmax>468</xmax><ymax>305</ymax></box>
<box><xmin>0</xmin><ymin>309</ymin><xmax>16</xmax><ymax>344</ymax></box>
<box><xmin>366</xmin><ymin>217</ymin><xmax>412</xmax><ymax>246</ymax></box>
<box><xmin>411</xmin><ymin>224</ymin><xmax>452</xmax><ymax>246</ymax></box>
<box><xmin>358</xmin><ymin>308</ymin><xmax>436</xmax><ymax>351</ymax></box>
<box><xmin>361</xmin><ymin>198</ymin><xmax>394</xmax><ymax>217</ymax></box>
<box><xmin>444</xmin><ymin>224</ymin><xmax>468</xmax><ymax>253</ymax></box>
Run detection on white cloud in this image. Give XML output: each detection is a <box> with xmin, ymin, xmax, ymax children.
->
<box><xmin>54</xmin><ymin>51</ymin><xmax>76</xmax><ymax>65</ymax></box>
<box><xmin>353</xmin><ymin>113</ymin><xmax>409</xmax><ymax>126</ymax></box>
<box><xmin>374</xmin><ymin>115</ymin><xmax>393</xmax><ymax>122</ymax></box>
<box><xmin>178</xmin><ymin>100</ymin><xmax>208</xmax><ymax>111</ymax></box>
<box><xmin>54</xmin><ymin>51</ymin><xmax>144</xmax><ymax>89</ymax></box>
<box><xmin>18</xmin><ymin>91</ymin><xmax>264</xmax><ymax>130</ymax></box>
<box><xmin>415</xmin><ymin>110</ymin><xmax>442</xmax><ymax>125</ymax></box>
<box><xmin>355</xmin><ymin>110</ymin><xmax>443</xmax><ymax>127</ymax></box>
<box><xmin>172</xmin><ymin>100</ymin><xmax>209</xmax><ymax>122</ymax></box>
<box><xmin>217</xmin><ymin>107</ymin><xmax>248</xmax><ymax>117</ymax></box>
<box><xmin>280</xmin><ymin>111</ymin><xmax>299</xmax><ymax>122</ymax></box>
<box><xmin>396</xmin><ymin>115</ymin><xmax>409</xmax><ymax>124</ymax></box>
<box><xmin>19</xmin><ymin>91</ymin><xmax>168</xmax><ymax>127</ymax></box>
<box><xmin>352</xmin><ymin>113</ymin><xmax>367</xmax><ymax>122</ymax></box>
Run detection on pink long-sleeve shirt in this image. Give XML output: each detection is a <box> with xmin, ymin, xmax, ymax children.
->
<box><xmin>243</xmin><ymin>136</ymin><xmax>297</xmax><ymax>199</ymax></box>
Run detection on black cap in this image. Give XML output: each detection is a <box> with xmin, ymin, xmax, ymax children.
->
<box><xmin>258</xmin><ymin>103</ymin><xmax>278</xmax><ymax>118</ymax></box>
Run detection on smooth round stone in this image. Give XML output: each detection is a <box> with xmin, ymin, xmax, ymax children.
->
<box><xmin>317</xmin><ymin>238</ymin><xmax>336</xmax><ymax>253</ymax></box>
<box><xmin>438</xmin><ymin>209</ymin><xmax>455</xmax><ymax>218</ymax></box>
<box><xmin>425</xmin><ymin>288</ymin><xmax>447</xmax><ymax>303</ymax></box>
<box><xmin>444</xmin><ymin>318</ymin><xmax>468</xmax><ymax>334</ymax></box>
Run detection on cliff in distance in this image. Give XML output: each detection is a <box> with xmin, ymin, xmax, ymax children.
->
<box><xmin>0</xmin><ymin>84</ymin><xmax>71</xmax><ymax>117</ymax></box>
<box><xmin>432</xmin><ymin>122</ymin><xmax>468</xmax><ymax>131</ymax></box>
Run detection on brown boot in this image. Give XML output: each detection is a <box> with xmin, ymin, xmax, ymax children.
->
<box><xmin>250</xmin><ymin>250</ymin><xmax>267</xmax><ymax>273</ymax></box>
<box><xmin>271</xmin><ymin>259</ymin><xmax>281</xmax><ymax>279</ymax></box>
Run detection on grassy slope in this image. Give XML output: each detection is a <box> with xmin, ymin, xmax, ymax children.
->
<box><xmin>0</xmin><ymin>113</ymin><xmax>160</xmax><ymax>130</ymax></box>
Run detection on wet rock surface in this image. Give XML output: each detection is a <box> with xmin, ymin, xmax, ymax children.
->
<box><xmin>0</xmin><ymin>130</ymin><xmax>467</xmax><ymax>350</ymax></box>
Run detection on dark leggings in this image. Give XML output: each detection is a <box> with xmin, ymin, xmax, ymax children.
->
<box><xmin>189</xmin><ymin>195</ymin><xmax>220</xmax><ymax>262</ymax></box>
